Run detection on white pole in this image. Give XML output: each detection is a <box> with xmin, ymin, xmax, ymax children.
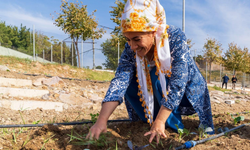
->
<box><xmin>72</xmin><ymin>39</ymin><xmax>73</xmax><ymax>66</ymax></box>
<box><xmin>61</xmin><ymin>41</ymin><xmax>63</xmax><ymax>64</ymax></box>
<box><xmin>93</xmin><ymin>38</ymin><xmax>95</xmax><ymax>70</ymax></box>
<box><xmin>220</xmin><ymin>64</ymin><xmax>222</xmax><ymax>83</ymax></box>
<box><xmin>206</xmin><ymin>61</ymin><xmax>207</xmax><ymax>82</ymax></box>
<box><xmin>33</xmin><ymin>25</ymin><xmax>35</xmax><ymax>61</ymax></box>
<box><xmin>182</xmin><ymin>0</ymin><xmax>185</xmax><ymax>32</ymax></box>
<box><xmin>82</xmin><ymin>35</ymin><xmax>83</xmax><ymax>68</ymax></box>
<box><xmin>51</xmin><ymin>45</ymin><xmax>53</xmax><ymax>62</ymax></box>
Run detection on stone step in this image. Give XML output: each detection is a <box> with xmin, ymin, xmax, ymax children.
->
<box><xmin>0</xmin><ymin>77</ymin><xmax>32</xmax><ymax>87</ymax></box>
<box><xmin>0</xmin><ymin>99</ymin><xmax>65</xmax><ymax>111</ymax></box>
<box><xmin>0</xmin><ymin>87</ymin><xmax>49</xmax><ymax>98</ymax></box>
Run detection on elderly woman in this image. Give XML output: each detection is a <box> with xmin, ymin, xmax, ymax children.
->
<box><xmin>87</xmin><ymin>0</ymin><xmax>214</xmax><ymax>143</ymax></box>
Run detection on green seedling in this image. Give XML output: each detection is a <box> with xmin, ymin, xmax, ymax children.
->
<box><xmin>22</xmin><ymin>131</ymin><xmax>32</xmax><ymax>147</ymax></box>
<box><xmin>197</xmin><ymin>124</ymin><xmax>213</xmax><ymax>140</ymax></box>
<box><xmin>90</xmin><ymin>113</ymin><xmax>99</xmax><ymax>124</ymax></box>
<box><xmin>41</xmin><ymin>134</ymin><xmax>55</xmax><ymax>150</ymax></box>
<box><xmin>12</xmin><ymin>128</ymin><xmax>23</xmax><ymax>144</ymax></box>
<box><xmin>231</xmin><ymin>115</ymin><xmax>244</xmax><ymax>125</ymax></box>
<box><xmin>32</xmin><ymin>120</ymin><xmax>41</xmax><ymax>124</ymax></box>
<box><xmin>175</xmin><ymin>124</ymin><xmax>190</xmax><ymax>142</ymax></box>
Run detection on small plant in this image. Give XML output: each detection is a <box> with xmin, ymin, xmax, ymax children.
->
<box><xmin>175</xmin><ymin>124</ymin><xmax>190</xmax><ymax>142</ymax></box>
<box><xmin>41</xmin><ymin>134</ymin><xmax>56</xmax><ymax>150</ymax></box>
<box><xmin>197</xmin><ymin>124</ymin><xmax>213</xmax><ymax>140</ymax></box>
<box><xmin>235</xmin><ymin>100</ymin><xmax>240</xmax><ymax>104</ymax></box>
<box><xmin>231</xmin><ymin>115</ymin><xmax>244</xmax><ymax>125</ymax></box>
<box><xmin>22</xmin><ymin>131</ymin><xmax>32</xmax><ymax>147</ymax></box>
<box><xmin>90</xmin><ymin>113</ymin><xmax>99</xmax><ymax>124</ymax></box>
<box><xmin>32</xmin><ymin>120</ymin><xmax>41</xmax><ymax>124</ymax></box>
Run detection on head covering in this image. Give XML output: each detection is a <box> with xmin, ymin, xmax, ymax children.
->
<box><xmin>121</xmin><ymin>0</ymin><xmax>172</xmax><ymax>125</ymax></box>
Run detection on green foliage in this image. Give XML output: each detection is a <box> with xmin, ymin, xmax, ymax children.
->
<box><xmin>101</xmin><ymin>0</ymin><xmax>127</xmax><ymax>70</ymax></box>
<box><xmin>52</xmin><ymin>0</ymin><xmax>105</xmax><ymax>67</ymax></box>
<box><xmin>231</xmin><ymin>115</ymin><xmax>244</xmax><ymax>125</ymax></box>
<box><xmin>0</xmin><ymin>21</ymin><xmax>73</xmax><ymax>65</ymax></box>
<box><xmin>175</xmin><ymin>124</ymin><xmax>190</xmax><ymax>142</ymax></box>
<box><xmin>90</xmin><ymin>113</ymin><xmax>99</xmax><ymax>124</ymax></box>
<box><xmin>203</xmin><ymin>38</ymin><xmax>223</xmax><ymax>83</ymax></box>
<box><xmin>223</xmin><ymin>43</ymin><xmax>250</xmax><ymax>74</ymax></box>
<box><xmin>96</xmin><ymin>66</ymin><xmax>102</xmax><ymax>69</ymax></box>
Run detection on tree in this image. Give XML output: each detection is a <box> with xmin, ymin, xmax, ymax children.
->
<box><xmin>187</xmin><ymin>39</ymin><xmax>194</xmax><ymax>49</ymax></box>
<box><xmin>223</xmin><ymin>43</ymin><xmax>248</xmax><ymax>74</ymax></box>
<box><xmin>96</xmin><ymin>66</ymin><xmax>102</xmax><ymax>69</ymax></box>
<box><xmin>102</xmin><ymin>0</ymin><xmax>128</xmax><ymax>70</ymax></box>
<box><xmin>52</xmin><ymin>0</ymin><xmax>105</xmax><ymax>68</ymax></box>
<box><xmin>203</xmin><ymin>38</ymin><xmax>222</xmax><ymax>83</ymax></box>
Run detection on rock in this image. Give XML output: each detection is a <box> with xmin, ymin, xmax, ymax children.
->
<box><xmin>235</xmin><ymin>95</ymin><xmax>245</xmax><ymax>99</ymax></box>
<box><xmin>2</xmin><ymin>95</ymin><xmax>9</xmax><ymax>99</ymax></box>
<box><xmin>211</xmin><ymin>99</ymin><xmax>221</xmax><ymax>104</ymax></box>
<box><xmin>91</xmin><ymin>104</ymin><xmax>101</xmax><ymax>110</ymax></box>
<box><xmin>42</xmin><ymin>93</ymin><xmax>50</xmax><ymax>100</ymax></box>
<box><xmin>225</xmin><ymin>100</ymin><xmax>235</xmax><ymax>105</ymax></box>
<box><xmin>213</xmin><ymin>96</ymin><xmax>223</xmax><ymax>101</ymax></box>
<box><xmin>33</xmin><ymin>78</ymin><xmax>45</xmax><ymax>87</ymax></box>
<box><xmin>232</xmin><ymin>90</ymin><xmax>240</xmax><ymax>94</ymax></box>
<box><xmin>42</xmin><ymin>76</ymin><xmax>65</xmax><ymax>87</ymax></box>
<box><xmin>224</xmin><ymin>91</ymin><xmax>233</xmax><ymax>94</ymax></box>
<box><xmin>241</xmin><ymin>90</ymin><xmax>247</xmax><ymax>95</ymax></box>
<box><xmin>89</xmin><ymin>93</ymin><xmax>103</xmax><ymax>103</ymax></box>
<box><xmin>210</xmin><ymin>90</ymin><xmax>224</xmax><ymax>96</ymax></box>
<box><xmin>0</xmin><ymin>65</ymin><xmax>10</xmax><ymax>71</ymax></box>
<box><xmin>82</xmin><ymin>90</ymin><xmax>88</xmax><ymax>98</ymax></box>
<box><xmin>70</xmin><ymin>69</ymin><xmax>77</xmax><ymax>73</ymax></box>
<box><xmin>59</xmin><ymin>93</ymin><xmax>88</xmax><ymax>105</ymax></box>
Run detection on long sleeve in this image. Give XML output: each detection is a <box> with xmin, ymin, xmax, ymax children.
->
<box><xmin>162</xmin><ymin>26</ymin><xmax>189</xmax><ymax>110</ymax></box>
<box><xmin>102</xmin><ymin>43</ymin><xmax>136</xmax><ymax>105</ymax></box>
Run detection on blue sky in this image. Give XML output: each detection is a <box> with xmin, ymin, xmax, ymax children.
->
<box><xmin>0</xmin><ymin>0</ymin><xmax>250</xmax><ymax>69</ymax></box>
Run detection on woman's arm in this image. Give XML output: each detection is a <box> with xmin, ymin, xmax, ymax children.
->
<box><xmin>86</xmin><ymin>101</ymin><xmax>119</xmax><ymax>140</ymax></box>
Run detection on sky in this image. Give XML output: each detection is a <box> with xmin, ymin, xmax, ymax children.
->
<box><xmin>0</xmin><ymin>0</ymin><xmax>250</xmax><ymax>69</ymax></box>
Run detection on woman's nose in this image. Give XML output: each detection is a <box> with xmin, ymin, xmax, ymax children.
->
<box><xmin>129</xmin><ymin>41</ymin><xmax>138</xmax><ymax>50</ymax></box>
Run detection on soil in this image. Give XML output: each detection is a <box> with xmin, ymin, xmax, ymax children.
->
<box><xmin>1</xmin><ymin>69</ymin><xmax>250</xmax><ymax>149</ymax></box>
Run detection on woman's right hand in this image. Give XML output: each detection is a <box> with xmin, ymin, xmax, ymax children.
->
<box><xmin>86</xmin><ymin>120</ymin><xmax>107</xmax><ymax>140</ymax></box>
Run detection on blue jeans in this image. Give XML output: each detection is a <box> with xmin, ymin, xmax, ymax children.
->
<box><xmin>125</xmin><ymin>67</ymin><xmax>192</xmax><ymax>132</ymax></box>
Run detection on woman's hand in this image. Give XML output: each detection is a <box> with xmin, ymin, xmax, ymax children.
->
<box><xmin>144</xmin><ymin>105</ymin><xmax>172</xmax><ymax>143</ymax></box>
<box><xmin>86</xmin><ymin>120</ymin><xmax>107</xmax><ymax>140</ymax></box>
<box><xmin>144</xmin><ymin>119</ymin><xmax>167</xmax><ymax>143</ymax></box>
<box><xmin>86</xmin><ymin>101</ymin><xmax>119</xmax><ymax>140</ymax></box>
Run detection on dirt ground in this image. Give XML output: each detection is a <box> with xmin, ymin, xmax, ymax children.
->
<box><xmin>1</xmin><ymin>69</ymin><xmax>250</xmax><ymax>149</ymax></box>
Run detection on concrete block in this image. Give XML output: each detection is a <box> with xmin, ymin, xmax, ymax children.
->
<box><xmin>0</xmin><ymin>100</ymin><xmax>64</xmax><ymax>111</ymax></box>
<box><xmin>225</xmin><ymin>100</ymin><xmax>235</xmax><ymax>105</ymax></box>
<box><xmin>0</xmin><ymin>87</ymin><xmax>49</xmax><ymax>98</ymax></box>
<box><xmin>0</xmin><ymin>77</ymin><xmax>32</xmax><ymax>87</ymax></box>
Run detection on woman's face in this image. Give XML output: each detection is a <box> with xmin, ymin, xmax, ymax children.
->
<box><xmin>123</xmin><ymin>32</ymin><xmax>155</xmax><ymax>57</ymax></box>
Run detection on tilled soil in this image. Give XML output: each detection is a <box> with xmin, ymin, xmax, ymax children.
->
<box><xmin>1</xmin><ymin>70</ymin><xmax>250</xmax><ymax>149</ymax></box>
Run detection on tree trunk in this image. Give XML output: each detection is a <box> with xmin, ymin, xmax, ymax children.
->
<box><xmin>73</xmin><ymin>37</ymin><xmax>81</xmax><ymax>68</ymax></box>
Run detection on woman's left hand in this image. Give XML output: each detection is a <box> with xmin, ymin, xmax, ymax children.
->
<box><xmin>144</xmin><ymin>119</ymin><xmax>167</xmax><ymax>144</ymax></box>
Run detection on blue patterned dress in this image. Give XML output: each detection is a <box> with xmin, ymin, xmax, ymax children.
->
<box><xmin>103</xmin><ymin>25</ymin><xmax>214</xmax><ymax>133</ymax></box>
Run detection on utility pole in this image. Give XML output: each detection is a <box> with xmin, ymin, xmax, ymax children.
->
<box><xmin>72</xmin><ymin>39</ymin><xmax>73</xmax><ymax>66</ymax></box>
<box><xmin>220</xmin><ymin>64</ymin><xmax>222</xmax><ymax>83</ymax></box>
<box><xmin>61</xmin><ymin>41</ymin><xmax>63</xmax><ymax>64</ymax></box>
<box><xmin>82</xmin><ymin>34</ymin><xmax>83</xmax><ymax>68</ymax></box>
<box><xmin>182</xmin><ymin>0</ymin><xmax>185</xmax><ymax>32</ymax></box>
<box><xmin>51</xmin><ymin>45</ymin><xmax>53</xmax><ymax>62</ymax></box>
<box><xmin>92</xmin><ymin>38</ymin><xmax>95</xmax><ymax>70</ymax></box>
<box><xmin>33</xmin><ymin>25</ymin><xmax>35</xmax><ymax>61</ymax></box>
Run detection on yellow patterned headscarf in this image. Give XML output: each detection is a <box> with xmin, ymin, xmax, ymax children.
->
<box><xmin>121</xmin><ymin>0</ymin><xmax>171</xmax><ymax>125</ymax></box>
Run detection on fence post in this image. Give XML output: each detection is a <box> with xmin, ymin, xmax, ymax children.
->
<box><xmin>51</xmin><ymin>45</ymin><xmax>53</xmax><ymax>63</ymax></box>
<box><xmin>206</xmin><ymin>61</ymin><xmax>207</xmax><ymax>82</ymax></box>
<box><xmin>43</xmin><ymin>50</ymin><xmax>44</xmax><ymax>63</ymax></box>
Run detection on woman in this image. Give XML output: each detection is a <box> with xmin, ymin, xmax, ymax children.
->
<box><xmin>87</xmin><ymin>0</ymin><xmax>214</xmax><ymax>143</ymax></box>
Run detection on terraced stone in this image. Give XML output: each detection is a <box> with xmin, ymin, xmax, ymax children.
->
<box><xmin>0</xmin><ymin>87</ymin><xmax>49</xmax><ymax>98</ymax></box>
<box><xmin>0</xmin><ymin>77</ymin><xmax>32</xmax><ymax>87</ymax></box>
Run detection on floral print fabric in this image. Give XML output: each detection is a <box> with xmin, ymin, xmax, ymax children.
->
<box><xmin>103</xmin><ymin>25</ymin><xmax>214</xmax><ymax>131</ymax></box>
